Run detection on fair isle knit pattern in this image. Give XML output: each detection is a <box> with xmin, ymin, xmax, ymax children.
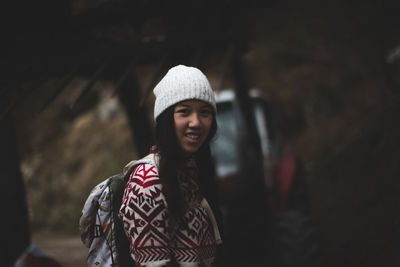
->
<box><xmin>153</xmin><ymin>65</ymin><xmax>216</xmax><ymax>120</ymax></box>
<box><xmin>119</xmin><ymin>159</ymin><xmax>216</xmax><ymax>266</ymax></box>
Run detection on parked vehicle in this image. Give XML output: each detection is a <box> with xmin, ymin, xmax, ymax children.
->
<box><xmin>211</xmin><ymin>88</ymin><xmax>276</xmax><ymax>196</ymax></box>
<box><xmin>210</xmin><ymin>88</ymin><xmax>320</xmax><ymax>267</ymax></box>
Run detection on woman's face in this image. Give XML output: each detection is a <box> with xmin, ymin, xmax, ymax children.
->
<box><xmin>174</xmin><ymin>99</ymin><xmax>213</xmax><ymax>157</ymax></box>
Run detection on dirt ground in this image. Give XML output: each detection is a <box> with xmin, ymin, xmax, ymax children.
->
<box><xmin>32</xmin><ymin>233</ymin><xmax>87</xmax><ymax>267</ymax></box>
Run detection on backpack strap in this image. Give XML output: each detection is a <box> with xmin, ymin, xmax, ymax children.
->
<box><xmin>201</xmin><ymin>198</ymin><xmax>223</xmax><ymax>245</ymax></box>
<box><xmin>80</xmin><ymin>176</ymin><xmax>120</xmax><ymax>267</ymax></box>
<box><xmin>109</xmin><ymin>175</ymin><xmax>136</xmax><ymax>267</ymax></box>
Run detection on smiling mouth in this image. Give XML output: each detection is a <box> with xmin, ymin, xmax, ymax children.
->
<box><xmin>184</xmin><ymin>133</ymin><xmax>202</xmax><ymax>142</ymax></box>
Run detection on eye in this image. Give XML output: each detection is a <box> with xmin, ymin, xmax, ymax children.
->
<box><xmin>176</xmin><ymin>108</ymin><xmax>190</xmax><ymax>116</ymax></box>
<box><xmin>200</xmin><ymin>109</ymin><xmax>212</xmax><ymax>116</ymax></box>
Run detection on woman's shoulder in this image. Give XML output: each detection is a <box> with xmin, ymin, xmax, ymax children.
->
<box><xmin>127</xmin><ymin>160</ymin><xmax>160</xmax><ymax>190</ymax></box>
<box><xmin>132</xmin><ymin>162</ymin><xmax>159</xmax><ymax>178</ymax></box>
<box><xmin>123</xmin><ymin>153</ymin><xmax>159</xmax><ymax>174</ymax></box>
<box><xmin>122</xmin><ymin>164</ymin><xmax>160</xmax><ymax>199</ymax></box>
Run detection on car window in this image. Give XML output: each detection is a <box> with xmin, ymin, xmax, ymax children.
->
<box><xmin>211</xmin><ymin>102</ymin><xmax>240</xmax><ymax>178</ymax></box>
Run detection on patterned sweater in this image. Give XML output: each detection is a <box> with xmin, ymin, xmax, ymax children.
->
<box><xmin>119</xmin><ymin>156</ymin><xmax>216</xmax><ymax>266</ymax></box>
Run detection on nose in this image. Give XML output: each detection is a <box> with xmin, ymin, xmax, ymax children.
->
<box><xmin>188</xmin><ymin>112</ymin><xmax>201</xmax><ymax>128</ymax></box>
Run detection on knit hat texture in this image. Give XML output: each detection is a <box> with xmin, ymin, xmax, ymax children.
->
<box><xmin>153</xmin><ymin>65</ymin><xmax>216</xmax><ymax>120</ymax></box>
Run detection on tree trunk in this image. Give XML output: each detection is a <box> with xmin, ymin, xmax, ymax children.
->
<box><xmin>117</xmin><ymin>70</ymin><xmax>154</xmax><ymax>157</ymax></box>
<box><xmin>0</xmin><ymin>115</ymin><xmax>30</xmax><ymax>266</ymax></box>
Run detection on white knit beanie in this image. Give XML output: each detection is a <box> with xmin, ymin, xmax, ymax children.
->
<box><xmin>153</xmin><ymin>65</ymin><xmax>216</xmax><ymax>121</ymax></box>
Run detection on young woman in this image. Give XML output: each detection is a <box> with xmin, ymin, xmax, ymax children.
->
<box><xmin>119</xmin><ymin>65</ymin><xmax>222</xmax><ymax>267</ymax></box>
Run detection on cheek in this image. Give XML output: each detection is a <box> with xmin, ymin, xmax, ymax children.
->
<box><xmin>173</xmin><ymin>116</ymin><xmax>185</xmax><ymax>134</ymax></box>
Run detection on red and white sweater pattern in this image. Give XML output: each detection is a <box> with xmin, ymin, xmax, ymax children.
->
<box><xmin>119</xmin><ymin>160</ymin><xmax>216</xmax><ymax>267</ymax></box>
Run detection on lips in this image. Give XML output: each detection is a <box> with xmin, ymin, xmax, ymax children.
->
<box><xmin>184</xmin><ymin>132</ymin><xmax>202</xmax><ymax>142</ymax></box>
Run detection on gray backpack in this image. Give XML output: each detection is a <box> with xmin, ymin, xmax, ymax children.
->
<box><xmin>79</xmin><ymin>154</ymin><xmax>157</xmax><ymax>267</ymax></box>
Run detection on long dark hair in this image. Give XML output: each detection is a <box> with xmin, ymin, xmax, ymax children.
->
<box><xmin>155</xmin><ymin>104</ymin><xmax>219</xmax><ymax>223</ymax></box>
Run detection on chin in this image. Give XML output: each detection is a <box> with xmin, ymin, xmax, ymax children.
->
<box><xmin>182</xmin><ymin>146</ymin><xmax>200</xmax><ymax>156</ymax></box>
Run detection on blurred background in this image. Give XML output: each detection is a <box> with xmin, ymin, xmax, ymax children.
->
<box><xmin>2</xmin><ymin>0</ymin><xmax>400</xmax><ymax>266</ymax></box>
